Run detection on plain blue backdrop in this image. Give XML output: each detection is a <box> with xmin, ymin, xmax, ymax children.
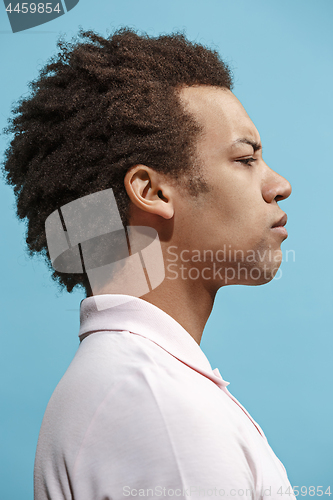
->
<box><xmin>1</xmin><ymin>0</ymin><xmax>332</xmax><ymax>498</ymax></box>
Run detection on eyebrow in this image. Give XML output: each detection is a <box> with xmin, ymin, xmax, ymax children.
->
<box><xmin>231</xmin><ymin>138</ymin><xmax>262</xmax><ymax>152</ymax></box>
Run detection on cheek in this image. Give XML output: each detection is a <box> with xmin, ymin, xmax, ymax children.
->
<box><xmin>211</xmin><ymin>196</ymin><xmax>268</xmax><ymax>251</ymax></box>
<box><xmin>213</xmin><ymin>194</ymin><xmax>262</xmax><ymax>232</ymax></box>
<box><xmin>209</xmin><ymin>173</ymin><xmax>260</xmax><ymax>217</ymax></box>
<box><xmin>178</xmin><ymin>176</ymin><xmax>266</xmax><ymax>246</ymax></box>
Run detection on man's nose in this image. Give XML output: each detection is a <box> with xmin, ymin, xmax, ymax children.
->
<box><xmin>262</xmin><ymin>166</ymin><xmax>292</xmax><ymax>204</ymax></box>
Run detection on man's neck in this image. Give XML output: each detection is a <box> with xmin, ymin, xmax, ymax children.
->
<box><xmin>139</xmin><ymin>279</ymin><xmax>216</xmax><ymax>345</ymax></box>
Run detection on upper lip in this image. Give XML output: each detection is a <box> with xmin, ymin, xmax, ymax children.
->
<box><xmin>271</xmin><ymin>213</ymin><xmax>288</xmax><ymax>228</ymax></box>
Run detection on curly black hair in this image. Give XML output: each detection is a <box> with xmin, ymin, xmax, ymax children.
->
<box><xmin>1</xmin><ymin>27</ymin><xmax>233</xmax><ymax>296</ymax></box>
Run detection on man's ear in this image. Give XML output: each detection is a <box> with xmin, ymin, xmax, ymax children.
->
<box><xmin>124</xmin><ymin>165</ymin><xmax>174</xmax><ymax>219</ymax></box>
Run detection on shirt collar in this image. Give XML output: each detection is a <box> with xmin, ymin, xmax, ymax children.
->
<box><xmin>79</xmin><ymin>294</ymin><xmax>229</xmax><ymax>388</ymax></box>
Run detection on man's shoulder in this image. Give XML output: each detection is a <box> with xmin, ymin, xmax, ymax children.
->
<box><xmin>42</xmin><ymin>330</ymin><xmax>191</xmax><ymax>430</ymax></box>
<box><xmin>73</xmin><ymin>329</ymin><xmax>181</xmax><ymax>385</ymax></box>
<box><xmin>36</xmin><ymin>331</ymin><xmax>178</xmax><ymax>463</ymax></box>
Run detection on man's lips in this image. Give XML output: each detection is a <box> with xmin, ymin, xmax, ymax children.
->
<box><xmin>271</xmin><ymin>213</ymin><xmax>288</xmax><ymax>238</ymax></box>
<box><xmin>271</xmin><ymin>213</ymin><xmax>288</xmax><ymax>228</ymax></box>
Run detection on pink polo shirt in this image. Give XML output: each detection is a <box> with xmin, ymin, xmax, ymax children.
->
<box><xmin>34</xmin><ymin>295</ymin><xmax>295</xmax><ymax>499</ymax></box>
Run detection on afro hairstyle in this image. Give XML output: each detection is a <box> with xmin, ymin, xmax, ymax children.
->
<box><xmin>1</xmin><ymin>27</ymin><xmax>233</xmax><ymax>296</ymax></box>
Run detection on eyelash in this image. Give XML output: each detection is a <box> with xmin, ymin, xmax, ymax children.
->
<box><xmin>237</xmin><ymin>157</ymin><xmax>257</xmax><ymax>166</ymax></box>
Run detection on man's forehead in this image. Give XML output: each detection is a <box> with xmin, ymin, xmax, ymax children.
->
<box><xmin>179</xmin><ymin>84</ymin><xmax>233</xmax><ymax>107</ymax></box>
<box><xmin>178</xmin><ymin>85</ymin><xmax>260</xmax><ymax>148</ymax></box>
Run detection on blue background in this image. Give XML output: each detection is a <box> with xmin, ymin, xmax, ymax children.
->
<box><xmin>1</xmin><ymin>0</ymin><xmax>332</xmax><ymax>498</ymax></box>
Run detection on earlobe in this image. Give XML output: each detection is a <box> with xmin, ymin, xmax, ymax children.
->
<box><xmin>124</xmin><ymin>165</ymin><xmax>174</xmax><ymax>219</ymax></box>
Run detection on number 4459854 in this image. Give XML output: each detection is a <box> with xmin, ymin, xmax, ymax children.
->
<box><xmin>278</xmin><ymin>486</ymin><xmax>331</xmax><ymax>497</ymax></box>
<box><xmin>6</xmin><ymin>3</ymin><xmax>61</xmax><ymax>14</ymax></box>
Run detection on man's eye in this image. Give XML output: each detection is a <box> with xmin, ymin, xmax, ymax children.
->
<box><xmin>237</xmin><ymin>157</ymin><xmax>257</xmax><ymax>166</ymax></box>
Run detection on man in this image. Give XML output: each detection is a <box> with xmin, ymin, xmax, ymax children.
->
<box><xmin>2</xmin><ymin>28</ymin><xmax>294</xmax><ymax>499</ymax></box>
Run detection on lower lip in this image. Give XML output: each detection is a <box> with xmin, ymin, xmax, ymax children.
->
<box><xmin>271</xmin><ymin>226</ymin><xmax>288</xmax><ymax>238</ymax></box>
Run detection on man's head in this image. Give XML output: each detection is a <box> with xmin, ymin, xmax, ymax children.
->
<box><xmin>125</xmin><ymin>86</ymin><xmax>291</xmax><ymax>291</ymax></box>
<box><xmin>1</xmin><ymin>27</ymin><xmax>232</xmax><ymax>295</ymax></box>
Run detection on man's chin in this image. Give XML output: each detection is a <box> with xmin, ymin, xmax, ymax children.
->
<box><xmin>249</xmin><ymin>261</ymin><xmax>282</xmax><ymax>285</ymax></box>
<box><xmin>223</xmin><ymin>260</ymin><xmax>282</xmax><ymax>287</ymax></box>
